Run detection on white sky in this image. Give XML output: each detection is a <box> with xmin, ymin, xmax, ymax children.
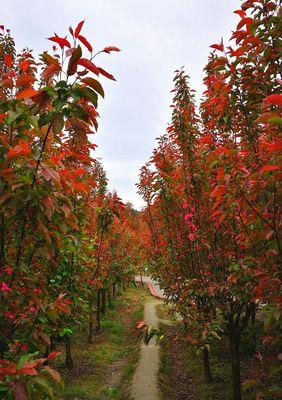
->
<box><xmin>2</xmin><ymin>0</ymin><xmax>241</xmax><ymax>209</ymax></box>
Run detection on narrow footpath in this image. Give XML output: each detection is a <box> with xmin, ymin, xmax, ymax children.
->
<box><xmin>132</xmin><ymin>276</ymin><xmax>165</xmax><ymax>400</ymax></box>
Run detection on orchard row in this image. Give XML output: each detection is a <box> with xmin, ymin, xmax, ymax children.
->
<box><xmin>0</xmin><ymin>21</ymin><xmax>145</xmax><ymax>398</ymax></box>
<box><xmin>138</xmin><ymin>1</ymin><xmax>281</xmax><ymax>399</ymax></box>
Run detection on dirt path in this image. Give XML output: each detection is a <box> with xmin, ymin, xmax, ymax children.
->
<box><xmin>132</xmin><ymin>298</ymin><xmax>162</xmax><ymax>400</ymax></box>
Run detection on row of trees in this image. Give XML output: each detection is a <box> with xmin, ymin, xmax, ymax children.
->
<box><xmin>0</xmin><ymin>22</ymin><xmax>142</xmax><ymax>399</ymax></box>
<box><xmin>138</xmin><ymin>1</ymin><xmax>281</xmax><ymax>399</ymax></box>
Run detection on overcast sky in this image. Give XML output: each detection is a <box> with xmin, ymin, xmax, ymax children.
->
<box><xmin>2</xmin><ymin>0</ymin><xmax>241</xmax><ymax>209</ymax></box>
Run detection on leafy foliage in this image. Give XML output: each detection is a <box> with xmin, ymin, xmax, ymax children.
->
<box><xmin>138</xmin><ymin>1</ymin><xmax>281</xmax><ymax>399</ymax></box>
<box><xmin>0</xmin><ymin>21</ymin><xmax>140</xmax><ymax>399</ymax></box>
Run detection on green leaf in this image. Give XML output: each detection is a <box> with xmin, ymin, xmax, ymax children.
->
<box><xmin>33</xmin><ymin>377</ymin><xmax>54</xmax><ymax>399</ymax></box>
<box><xmin>71</xmin><ymin>105</ymin><xmax>89</xmax><ymax>121</ymax></box>
<box><xmin>269</xmin><ymin>117</ymin><xmax>282</xmax><ymax>126</ymax></box>
<box><xmin>38</xmin><ymin>113</ymin><xmax>53</xmax><ymax>129</ymax></box>
<box><xmin>83</xmin><ymin>87</ymin><xmax>98</xmax><ymax>107</ymax></box>
<box><xmin>52</xmin><ymin>113</ymin><xmax>64</xmax><ymax>133</ymax></box>
<box><xmin>59</xmin><ymin>327</ymin><xmax>73</xmax><ymax>337</ymax></box>
<box><xmin>250</xmin><ymin>21</ymin><xmax>260</xmax><ymax>34</ymax></box>
<box><xmin>72</xmin><ymin>85</ymin><xmax>98</xmax><ymax>107</ymax></box>
<box><xmin>81</xmin><ymin>77</ymin><xmax>105</xmax><ymax>98</ymax></box>
<box><xmin>6</xmin><ymin>110</ymin><xmax>18</xmax><ymax>125</ymax></box>
<box><xmin>17</xmin><ymin>354</ymin><xmax>34</xmax><ymax>369</ymax></box>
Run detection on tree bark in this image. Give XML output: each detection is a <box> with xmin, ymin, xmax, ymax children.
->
<box><xmin>88</xmin><ymin>293</ymin><xmax>95</xmax><ymax>343</ymax></box>
<box><xmin>229</xmin><ymin>333</ymin><xmax>242</xmax><ymax>400</ymax></box>
<box><xmin>101</xmin><ymin>288</ymin><xmax>106</xmax><ymax>318</ymax></box>
<box><xmin>203</xmin><ymin>346</ymin><xmax>212</xmax><ymax>382</ymax></box>
<box><xmin>107</xmin><ymin>289</ymin><xmax>112</xmax><ymax>308</ymax></box>
<box><xmin>96</xmin><ymin>289</ymin><xmax>101</xmax><ymax>331</ymax></box>
<box><xmin>65</xmin><ymin>336</ymin><xmax>74</xmax><ymax>368</ymax></box>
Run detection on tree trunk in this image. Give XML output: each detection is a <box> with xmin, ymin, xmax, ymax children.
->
<box><xmin>107</xmin><ymin>289</ymin><xmax>112</xmax><ymax>308</ymax></box>
<box><xmin>202</xmin><ymin>346</ymin><xmax>212</xmax><ymax>382</ymax></box>
<box><xmin>101</xmin><ymin>288</ymin><xmax>106</xmax><ymax>318</ymax></box>
<box><xmin>112</xmin><ymin>283</ymin><xmax>116</xmax><ymax>299</ymax></box>
<box><xmin>65</xmin><ymin>336</ymin><xmax>74</xmax><ymax>368</ymax></box>
<box><xmin>88</xmin><ymin>293</ymin><xmax>95</xmax><ymax>343</ymax></box>
<box><xmin>229</xmin><ymin>333</ymin><xmax>242</xmax><ymax>400</ymax></box>
<box><xmin>96</xmin><ymin>289</ymin><xmax>101</xmax><ymax>331</ymax></box>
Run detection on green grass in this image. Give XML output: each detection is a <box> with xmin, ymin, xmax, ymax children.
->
<box><xmin>56</xmin><ymin>287</ymin><xmax>147</xmax><ymax>400</ymax></box>
<box><xmin>156</xmin><ymin>303</ymin><xmax>170</xmax><ymax>320</ymax></box>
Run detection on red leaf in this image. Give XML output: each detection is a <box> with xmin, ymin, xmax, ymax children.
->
<box><xmin>16</xmin><ymin>88</ymin><xmax>38</xmax><ymax>99</ymax></box>
<box><xmin>46</xmin><ymin>351</ymin><xmax>61</xmax><ymax>360</ymax></box>
<box><xmin>20</xmin><ymin>60</ymin><xmax>30</xmax><ymax>72</ymax></box>
<box><xmin>7</xmin><ymin>142</ymin><xmax>31</xmax><ymax>158</ymax></box>
<box><xmin>10</xmin><ymin>380</ymin><xmax>29</xmax><ymax>400</ymax></box>
<box><xmin>234</xmin><ymin>10</ymin><xmax>246</xmax><ymax>18</ymax></box>
<box><xmin>210</xmin><ymin>185</ymin><xmax>226</xmax><ymax>200</ymax></box>
<box><xmin>42</xmin><ymin>62</ymin><xmax>61</xmax><ymax>80</ymax></box>
<box><xmin>199</xmin><ymin>135</ymin><xmax>213</xmax><ymax>145</ymax></box>
<box><xmin>97</xmin><ymin>67</ymin><xmax>116</xmax><ymax>81</ymax></box>
<box><xmin>73</xmin><ymin>181</ymin><xmax>90</xmax><ymax>194</ymax></box>
<box><xmin>4</xmin><ymin>54</ymin><xmax>13</xmax><ymax>68</ymax></box>
<box><xmin>77</xmin><ymin>34</ymin><xmax>93</xmax><ymax>52</ymax></box>
<box><xmin>210</xmin><ymin>40</ymin><xmax>224</xmax><ymax>52</ymax></box>
<box><xmin>260</xmin><ymin>165</ymin><xmax>279</xmax><ymax>175</ymax></box>
<box><xmin>77</xmin><ymin>58</ymin><xmax>100</xmax><ymax>75</ymax></box>
<box><xmin>69</xmin><ymin>26</ymin><xmax>74</xmax><ymax>36</ymax></box>
<box><xmin>43</xmin><ymin>366</ymin><xmax>61</xmax><ymax>383</ymax></box>
<box><xmin>48</xmin><ymin>35</ymin><xmax>71</xmax><ymax>49</ymax></box>
<box><xmin>16</xmin><ymin>75</ymin><xmax>36</xmax><ymax>87</ymax></box>
<box><xmin>1</xmin><ymin>78</ymin><xmax>13</xmax><ymax>88</ymax></box>
<box><xmin>103</xmin><ymin>46</ymin><xmax>121</xmax><ymax>53</ymax></box>
<box><xmin>75</xmin><ymin>20</ymin><xmax>85</xmax><ymax>38</ymax></box>
<box><xmin>0</xmin><ymin>362</ymin><xmax>17</xmax><ymax>375</ymax></box>
<box><xmin>0</xmin><ymin>113</ymin><xmax>7</xmax><ymax>123</ymax></box>
<box><xmin>18</xmin><ymin>366</ymin><xmax>38</xmax><ymax>376</ymax></box>
<box><xmin>74</xmin><ymin>168</ymin><xmax>87</xmax><ymax>176</ymax></box>
<box><xmin>264</xmin><ymin>94</ymin><xmax>282</xmax><ymax>106</ymax></box>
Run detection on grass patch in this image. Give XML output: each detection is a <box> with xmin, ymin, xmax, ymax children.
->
<box><xmin>156</xmin><ymin>303</ymin><xmax>170</xmax><ymax>320</ymax></box>
<box><xmin>56</xmin><ymin>286</ymin><xmax>147</xmax><ymax>400</ymax></box>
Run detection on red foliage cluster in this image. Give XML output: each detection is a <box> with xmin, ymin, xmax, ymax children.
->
<box><xmin>138</xmin><ymin>1</ymin><xmax>281</xmax><ymax>398</ymax></box>
<box><xmin>0</xmin><ymin>21</ymin><xmax>141</xmax><ymax>399</ymax></box>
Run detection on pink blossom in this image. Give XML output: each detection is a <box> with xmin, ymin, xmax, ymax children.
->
<box><xmin>29</xmin><ymin>306</ymin><xmax>39</xmax><ymax>313</ymax></box>
<box><xmin>33</xmin><ymin>288</ymin><xmax>41</xmax><ymax>294</ymax></box>
<box><xmin>0</xmin><ymin>282</ymin><xmax>11</xmax><ymax>292</ymax></box>
<box><xmin>188</xmin><ymin>233</ymin><xmax>196</xmax><ymax>241</ymax></box>
<box><xmin>182</xmin><ymin>202</ymin><xmax>188</xmax><ymax>210</ymax></box>
<box><xmin>21</xmin><ymin>344</ymin><xmax>28</xmax><ymax>351</ymax></box>
<box><xmin>5</xmin><ymin>311</ymin><xmax>15</xmax><ymax>319</ymax></box>
<box><xmin>184</xmin><ymin>213</ymin><xmax>193</xmax><ymax>222</ymax></box>
<box><xmin>4</xmin><ymin>266</ymin><xmax>13</xmax><ymax>275</ymax></box>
